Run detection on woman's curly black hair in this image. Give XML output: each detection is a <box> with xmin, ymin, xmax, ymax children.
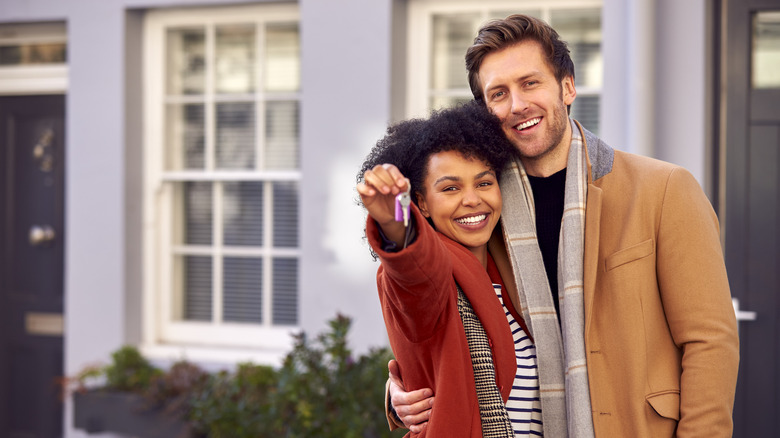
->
<box><xmin>357</xmin><ymin>100</ymin><xmax>516</xmax><ymax>207</ymax></box>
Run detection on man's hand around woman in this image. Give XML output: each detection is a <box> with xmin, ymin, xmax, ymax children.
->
<box><xmin>388</xmin><ymin>359</ymin><xmax>434</xmax><ymax>433</ymax></box>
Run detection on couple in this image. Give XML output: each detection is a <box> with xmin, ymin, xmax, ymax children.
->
<box><xmin>357</xmin><ymin>14</ymin><xmax>738</xmax><ymax>438</ymax></box>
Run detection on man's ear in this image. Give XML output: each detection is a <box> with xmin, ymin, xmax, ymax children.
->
<box><xmin>415</xmin><ymin>192</ymin><xmax>430</xmax><ymax>217</ymax></box>
<box><xmin>562</xmin><ymin>75</ymin><xmax>576</xmax><ymax>106</ymax></box>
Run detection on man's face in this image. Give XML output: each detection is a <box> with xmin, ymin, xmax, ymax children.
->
<box><xmin>478</xmin><ymin>40</ymin><xmax>576</xmax><ymax>175</ymax></box>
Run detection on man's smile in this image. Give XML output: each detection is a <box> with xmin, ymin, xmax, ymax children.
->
<box><xmin>514</xmin><ymin>117</ymin><xmax>541</xmax><ymax>131</ymax></box>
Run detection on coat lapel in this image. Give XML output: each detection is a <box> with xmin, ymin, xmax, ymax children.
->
<box><xmin>583</xmin><ymin>184</ymin><xmax>601</xmax><ymax>339</ymax></box>
<box><xmin>578</xmin><ymin>120</ymin><xmax>606</xmax><ymax>340</ymax></box>
<box><xmin>447</xmin><ymin>235</ymin><xmax>517</xmax><ymax>400</ymax></box>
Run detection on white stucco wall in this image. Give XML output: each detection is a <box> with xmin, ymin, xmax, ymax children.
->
<box><xmin>601</xmin><ymin>0</ymin><xmax>711</xmax><ymax>193</ymax></box>
<box><xmin>299</xmin><ymin>0</ymin><xmax>394</xmax><ymax>354</ymax></box>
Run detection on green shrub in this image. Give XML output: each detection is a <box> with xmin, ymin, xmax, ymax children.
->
<box><xmin>103</xmin><ymin>345</ymin><xmax>162</xmax><ymax>392</ymax></box>
<box><xmin>77</xmin><ymin>314</ymin><xmax>405</xmax><ymax>438</ymax></box>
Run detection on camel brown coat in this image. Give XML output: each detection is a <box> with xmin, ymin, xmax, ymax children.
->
<box><xmin>489</xmin><ymin>124</ymin><xmax>739</xmax><ymax>437</ymax></box>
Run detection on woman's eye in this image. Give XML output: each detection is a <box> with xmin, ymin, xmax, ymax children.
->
<box><xmin>442</xmin><ymin>186</ymin><xmax>458</xmax><ymax>192</ymax></box>
<box><xmin>478</xmin><ymin>181</ymin><xmax>494</xmax><ymax>188</ymax></box>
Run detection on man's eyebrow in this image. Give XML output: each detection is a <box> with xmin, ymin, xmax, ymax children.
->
<box><xmin>484</xmin><ymin>72</ymin><xmax>541</xmax><ymax>94</ymax></box>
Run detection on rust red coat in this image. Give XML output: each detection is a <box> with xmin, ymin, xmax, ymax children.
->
<box><xmin>368</xmin><ymin>205</ymin><xmax>523</xmax><ymax>437</ymax></box>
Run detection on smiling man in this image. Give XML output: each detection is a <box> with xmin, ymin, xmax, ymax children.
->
<box><xmin>386</xmin><ymin>14</ymin><xmax>739</xmax><ymax>438</ymax></box>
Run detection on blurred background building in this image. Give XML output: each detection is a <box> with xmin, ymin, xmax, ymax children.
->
<box><xmin>0</xmin><ymin>0</ymin><xmax>777</xmax><ymax>436</ymax></box>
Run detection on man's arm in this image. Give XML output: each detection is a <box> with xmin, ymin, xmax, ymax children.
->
<box><xmin>656</xmin><ymin>168</ymin><xmax>739</xmax><ymax>437</ymax></box>
<box><xmin>384</xmin><ymin>359</ymin><xmax>434</xmax><ymax>432</ymax></box>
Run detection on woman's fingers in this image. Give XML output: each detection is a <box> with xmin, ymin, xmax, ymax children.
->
<box><xmin>364</xmin><ymin>164</ymin><xmax>406</xmax><ymax>195</ymax></box>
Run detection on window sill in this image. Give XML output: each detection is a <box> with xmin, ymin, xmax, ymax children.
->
<box><xmin>140</xmin><ymin>342</ymin><xmax>291</xmax><ymax>371</ymax></box>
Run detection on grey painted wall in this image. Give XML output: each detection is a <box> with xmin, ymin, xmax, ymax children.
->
<box><xmin>299</xmin><ymin>0</ymin><xmax>395</xmax><ymax>354</ymax></box>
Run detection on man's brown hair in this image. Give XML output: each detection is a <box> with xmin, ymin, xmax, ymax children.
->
<box><xmin>465</xmin><ymin>14</ymin><xmax>575</xmax><ymax>101</ymax></box>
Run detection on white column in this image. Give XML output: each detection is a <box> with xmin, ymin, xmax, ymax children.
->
<box><xmin>654</xmin><ymin>0</ymin><xmax>709</xmax><ymax>189</ymax></box>
<box><xmin>601</xmin><ymin>0</ymin><xmax>656</xmax><ymax>157</ymax></box>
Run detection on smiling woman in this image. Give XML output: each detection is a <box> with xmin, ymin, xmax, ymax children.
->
<box><xmin>356</xmin><ymin>101</ymin><xmax>542</xmax><ymax>437</ymax></box>
<box><xmin>415</xmin><ymin>150</ymin><xmax>502</xmax><ymax>266</ymax></box>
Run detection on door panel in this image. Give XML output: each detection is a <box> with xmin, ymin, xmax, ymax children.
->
<box><xmin>0</xmin><ymin>95</ymin><xmax>65</xmax><ymax>438</ymax></box>
<box><xmin>722</xmin><ymin>0</ymin><xmax>780</xmax><ymax>436</ymax></box>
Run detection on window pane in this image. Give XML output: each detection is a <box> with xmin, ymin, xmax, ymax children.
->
<box><xmin>272</xmin><ymin>258</ymin><xmax>297</xmax><ymax>325</ymax></box>
<box><xmin>216</xmin><ymin>24</ymin><xmax>256</xmax><ymax>94</ymax></box>
<box><xmin>166</xmin><ymin>104</ymin><xmax>205</xmax><ymax>170</ymax></box>
<box><xmin>182</xmin><ymin>255</ymin><xmax>212</xmax><ymax>321</ymax></box>
<box><xmin>753</xmin><ymin>11</ymin><xmax>780</xmax><ymax>89</ymax></box>
<box><xmin>489</xmin><ymin>10</ymin><xmax>542</xmax><ymax>20</ymax></box>
<box><xmin>167</xmin><ymin>27</ymin><xmax>206</xmax><ymax>95</ymax></box>
<box><xmin>265</xmin><ymin>23</ymin><xmax>300</xmax><ymax>92</ymax></box>
<box><xmin>273</xmin><ymin>181</ymin><xmax>298</xmax><ymax>247</ymax></box>
<box><xmin>223</xmin><ymin>182</ymin><xmax>264</xmax><ymax>246</ymax></box>
<box><xmin>223</xmin><ymin>257</ymin><xmax>263</xmax><ymax>323</ymax></box>
<box><xmin>429</xmin><ymin>95</ymin><xmax>472</xmax><ymax>111</ymax></box>
<box><xmin>0</xmin><ymin>43</ymin><xmax>67</xmax><ymax>65</ymax></box>
<box><xmin>431</xmin><ymin>13</ymin><xmax>480</xmax><ymax>91</ymax></box>
<box><xmin>176</xmin><ymin>181</ymin><xmax>213</xmax><ymax>245</ymax></box>
<box><xmin>216</xmin><ymin>102</ymin><xmax>255</xmax><ymax>169</ymax></box>
<box><xmin>264</xmin><ymin>100</ymin><xmax>299</xmax><ymax>169</ymax></box>
<box><xmin>550</xmin><ymin>9</ymin><xmax>602</xmax><ymax>89</ymax></box>
<box><xmin>571</xmin><ymin>95</ymin><xmax>600</xmax><ymax>136</ymax></box>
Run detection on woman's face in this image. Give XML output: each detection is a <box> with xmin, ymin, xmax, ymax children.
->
<box><xmin>416</xmin><ymin>150</ymin><xmax>502</xmax><ymax>257</ymax></box>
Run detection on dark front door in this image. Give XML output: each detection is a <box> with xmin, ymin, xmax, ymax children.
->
<box><xmin>0</xmin><ymin>95</ymin><xmax>65</xmax><ymax>438</ymax></box>
<box><xmin>721</xmin><ymin>0</ymin><xmax>780</xmax><ymax>436</ymax></box>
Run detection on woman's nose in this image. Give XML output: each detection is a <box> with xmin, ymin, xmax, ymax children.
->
<box><xmin>461</xmin><ymin>189</ymin><xmax>482</xmax><ymax>206</ymax></box>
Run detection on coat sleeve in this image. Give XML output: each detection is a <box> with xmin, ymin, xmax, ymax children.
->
<box><xmin>655</xmin><ymin>168</ymin><xmax>739</xmax><ymax>437</ymax></box>
<box><xmin>367</xmin><ymin>203</ymin><xmax>454</xmax><ymax>343</ymax></box>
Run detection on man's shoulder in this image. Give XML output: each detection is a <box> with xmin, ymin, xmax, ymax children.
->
<box><xmin>578</xmin><ymin>124</ymin><xmax>676</xmax><ymax>179</ymax></box>
<box><xmin>613</xmin><ymin>149</ymin><xmax>680</xmax><ymax>173</ymax></box>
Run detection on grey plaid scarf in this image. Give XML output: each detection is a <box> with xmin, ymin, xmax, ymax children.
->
<box><xmin>499</xmin><ymin>120</ymin><xmax>595</xmax><ymax>437</ymax></box>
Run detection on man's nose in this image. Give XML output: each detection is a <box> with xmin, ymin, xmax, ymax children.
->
<box><xmin>511</xmin><ymin>92</ymin><xmax>529</xmax><ymax>114</ymax></box>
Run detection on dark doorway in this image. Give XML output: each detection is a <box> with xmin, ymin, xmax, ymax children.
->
<box><xmin>0</xmin><ymin>95</ymin><xmax>65</xmax><ymax>438</ymax></box>
<box><xmin>719</xmin><ymin>0</ymin><xmax>780</xmax><ymax>436</ymax></box>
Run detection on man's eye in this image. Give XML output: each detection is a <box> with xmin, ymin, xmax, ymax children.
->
<box><xmin>492</xmin><ymin>90</ymin><xmax>505</xmax><ymax>99</ymax></box>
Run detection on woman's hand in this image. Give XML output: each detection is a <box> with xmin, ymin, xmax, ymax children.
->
<box><xmin>357</xmin><ymin>164</ymin><xmax>410</xmax><ymax>246</ymax></box>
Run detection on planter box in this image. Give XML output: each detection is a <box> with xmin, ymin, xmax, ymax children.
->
<box><xmin>73</xmin><ymin>390</ymin><xmax>201</xmax><ymax>438</ymax></box>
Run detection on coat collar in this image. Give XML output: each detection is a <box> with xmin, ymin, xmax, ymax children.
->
<box><xmin>574</xmin><ymin>119</ymin><xmax>615</xmax><ymax>183</ymax></box>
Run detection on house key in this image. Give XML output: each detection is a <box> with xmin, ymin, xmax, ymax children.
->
<box><xmin>394</xmin><ymin>180</ymin><xmax>411</xmax><ymax>227</ymax></box>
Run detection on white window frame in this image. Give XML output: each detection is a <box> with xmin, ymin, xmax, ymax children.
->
<box><xmin>0</xmin><ymin>22</ymin><xmax>68</xmax><ymax>95</ymax></box>
<box><xmin>406</xmin><ymin>0</ymin><xmax>602</xmax><ymax>119</ymax></box>
<box><xmin>142</xmin><ymin>4</ymin><xmax>301</xmax><ymax>364</ymax></box>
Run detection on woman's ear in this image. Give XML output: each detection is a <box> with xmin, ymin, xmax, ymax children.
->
<box><xmin>415</xmin><ymin>192</ymin><xmax>430</xmax><ymax>217</ymax></box>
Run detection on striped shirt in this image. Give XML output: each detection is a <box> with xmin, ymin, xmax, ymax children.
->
<box><xmin>494</xmin><ymin>284</ymin><xmax>544</xmax><ymax>436</ymax></box>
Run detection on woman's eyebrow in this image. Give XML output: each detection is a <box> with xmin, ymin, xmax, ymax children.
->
<box><xmin>433</xmin><ymin>175</ymin><xmax>460</xmax><ymax>185</ymax></box>
<box><xmin>475</xmin><ymin>170</ymin><xmax>496</xmax><ymax>179</ymax></box>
